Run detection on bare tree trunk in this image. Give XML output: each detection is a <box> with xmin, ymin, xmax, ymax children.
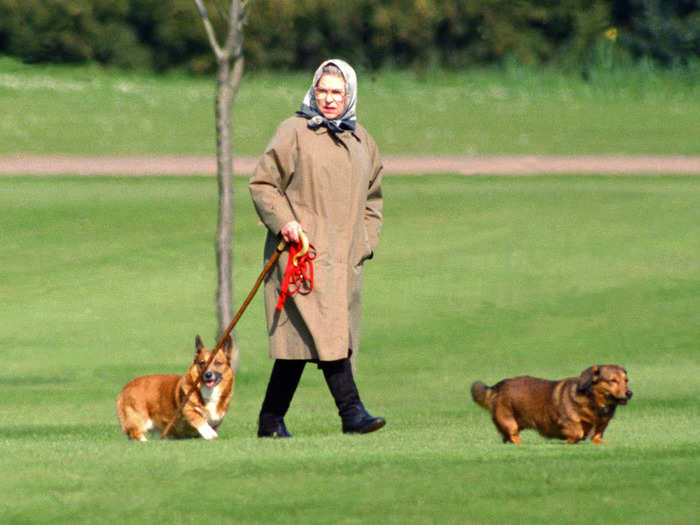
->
<box><xmin>195</xmin><ymin>0</ymin><xmax>246</xmax><ymax>371</ymax></box>
<box><xmin>215</xmin><ymin>58</ymin><xmax>235</xmax><ymax>366</ymax></box>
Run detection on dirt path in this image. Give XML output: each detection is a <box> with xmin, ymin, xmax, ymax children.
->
<box><xmin>1</xmin><ymin>154</ymin><xmax>698</xmax><ymax>175</ymax></box>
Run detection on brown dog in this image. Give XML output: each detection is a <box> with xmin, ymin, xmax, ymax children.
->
<box><xmin>471</xmin><ymin>365</ymin><xmax>632</xmax><ymax>444</ymax></box>
<box><xmin>116</xmin><ymin>335</ymin><xmax>234</xmax><ymax>441</ymax></box>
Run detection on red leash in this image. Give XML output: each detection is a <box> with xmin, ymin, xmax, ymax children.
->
<box><xmin>276</xmin><ymin>235</ymin><xmax>316</xmax><ymax>310</ymax></box>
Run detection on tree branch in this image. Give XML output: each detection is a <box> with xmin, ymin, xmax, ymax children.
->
<box><xmin>229</xmin><ymin>51</ymin><xmax>245</xmax><ymax>93</ymax></box>
<box><xmin>194</xmin><ymin>0</ymin><xmax>223</xmax><ymax>59</ymax></box>
<box><xmin>222</xmin><ymin>0</ymin><xmax>245</xmax><ymax>59</ymax></box>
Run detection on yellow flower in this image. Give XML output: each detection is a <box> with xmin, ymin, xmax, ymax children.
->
<box><xmin>604</xmin><ymin>27</ymin><xmax>618</xmax><ymax>42</ymax></box>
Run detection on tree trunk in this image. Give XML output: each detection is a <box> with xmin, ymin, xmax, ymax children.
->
<box><xmin>214</xmin><ymin>56</ymin><xmax>237</xmax><ymax>370</ymax></box>
<box><xmin>195</xmin><ymin>0</ymin><xmax>246</xmax><ymax>372</ymax></box>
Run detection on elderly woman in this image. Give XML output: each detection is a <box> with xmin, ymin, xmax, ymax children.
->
<box><xmin>249</xmin><ymin>59</ymin><xmax>385</xmax><ymax>437</ymax></box>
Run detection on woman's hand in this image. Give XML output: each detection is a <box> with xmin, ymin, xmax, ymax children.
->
<box><xmin>280</xmin><ymin>221</ymin><xmax>304</xmax><ymax>244</ymax></box>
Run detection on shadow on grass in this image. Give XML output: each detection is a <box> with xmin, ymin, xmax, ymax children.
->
<box><xmin>0</xmin><ymin>375</ymin><xmax>71</xmax><ymax>386</ymax></box>
<box><xmin>2</xmin><ymin>424</ymin><xmax>116</xmax><ymax>440</ymax></box>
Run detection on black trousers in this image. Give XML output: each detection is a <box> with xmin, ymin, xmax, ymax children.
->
<box><xmin>259</xmin><ymin>357</ymin><xmax>361</xmax><ymax>419</ymax></box>
<box><xmin>259</xmin><ymin>359</ymin><xmax>307</xmax><ymax>419</ymax></box>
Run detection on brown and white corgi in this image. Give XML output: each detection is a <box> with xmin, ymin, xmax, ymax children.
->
<box><xmin>116</xmin><ymin>335</ymin><xmax>234</xmax><ymax>441</ymax></box>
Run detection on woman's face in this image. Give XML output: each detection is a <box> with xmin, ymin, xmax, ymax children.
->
<box><xmin>314</xmin><ymin>74</ymin><xmax>346</xmax><ymax>120</ymax></box>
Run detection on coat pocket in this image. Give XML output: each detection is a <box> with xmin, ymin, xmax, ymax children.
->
<box><xmin>355</xmin><ymin>227</ymin><xmax>373</xmax><ymax>266</ymax></box>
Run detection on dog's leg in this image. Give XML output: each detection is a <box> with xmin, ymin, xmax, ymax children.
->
<box><xmin>123</xmin><ymin>423</ymin><xmax>148</xmax><ymax>441</ymax></box>
<box><xmin>591</xmin><ymin>420</ymin><xmax>610</xmax><ymax>444</ymax></box>
<box><xmin>196</xmin><ymin>423</ymin><xmax>218</xmax><ymax>440</ymax></box>
<box><xmin>562</xmin><ymin>423</ymin><xmax>585</xmax><ymax>444</ymax></box>
<box><xmin>499</xmin><ymin>431</ymin><xmax>522</xmax><ymax>444</ymax></box>
<box><xmin>492</xmin><ymin>412</ymin><xmax>522</xmax><ymax>445</ymax></box>
<box><xmin>182</xmin><ymin>405</ymin><xmax>219</xmax><ymax>440</ymax></box>
<box><xmin>119</xmin><ymin>406</ymin><xmax>150</xmax><ymax>441</ymax></box>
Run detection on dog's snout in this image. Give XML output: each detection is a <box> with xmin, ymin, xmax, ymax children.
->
<box><xmin>626</xmin><ymin>390</ymin><xmax>633</xmax><ymax>399</ymax></box>
<box><xmin>203</xmin><ymin>370</ymin><xmax>215</xmax><ymax>381</ymax></box>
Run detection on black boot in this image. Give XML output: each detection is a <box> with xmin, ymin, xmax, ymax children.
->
<box><xmin>258</xmin><ymin>359</ymin><xmax>305</xmax><ymax>438</ymax></box>
<box><xmin>320</xmin><ymin>358</ymin><xmax>386</xmax><ymax>434</ymax></box>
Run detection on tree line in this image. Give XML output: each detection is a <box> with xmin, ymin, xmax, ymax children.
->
<box><xmin>0</xmin><ymin>0</ymin><xmax>696</xmax><ymax>72</ymax></box>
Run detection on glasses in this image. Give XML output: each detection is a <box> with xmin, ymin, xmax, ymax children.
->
<box><xmin>314</xmin><ymin>88</ymin><xmax>345</xmax><ymax>102</ymax></box>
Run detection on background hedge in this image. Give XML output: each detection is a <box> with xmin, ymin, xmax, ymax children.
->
<box><xmin>0</xmin><ymin>0</ymin><xmax>697</xmax><ymax>71</ymax></box>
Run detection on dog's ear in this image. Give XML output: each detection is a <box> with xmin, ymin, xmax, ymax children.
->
<box><xmin>578</xmin><ymin>365</ymin><xmax>600</xmax><ymax>393</ymax></box>
<box><xmin>194</xmin><ymin>334</ymin><xmax>204</xmax><ymax>361</ymax></box>
<box><xmin>221</xmin><ymin>335</ymin><xmax>233</xmax><ymax>364</ymax></box>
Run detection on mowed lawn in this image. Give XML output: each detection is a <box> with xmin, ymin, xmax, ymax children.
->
<box><xmin>1</xmin><ymin>57</ymin><xmax>698</xmax><ymax>156</ymax></box>
<box><xmin>1</xmin><ymin>175</ymin><xmax>697</xmax><ymax>524</ymax></box>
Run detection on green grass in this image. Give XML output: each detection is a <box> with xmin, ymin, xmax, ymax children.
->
<box><xmin>1</xmin><ymin>175</ymin><xmax>698</xmax><ymax>524</ymax></box>
<box><xmin>1</xmin><ymin>56</ymin><xmax>698</xmax><ymax>156</ymax></box>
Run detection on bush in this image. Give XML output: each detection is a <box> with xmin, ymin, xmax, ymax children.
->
<box><xmin>611</xmin><ymin>0</ymin><xmax>699</xmax><ymax>66</ymax></box>
<box><xmin>0</xmin><ymin>0</ymin><xmax>153</xmax><ymax>68</ymax></box>
<box><xmin>245</xmin><ymin>0</ymin><xmax>614</xmax><ymax>70</ymax></box>
<box><xmin>0</xmin><ymin>0</ymin><xmax>696</xmax><ymax>71</ymax></box>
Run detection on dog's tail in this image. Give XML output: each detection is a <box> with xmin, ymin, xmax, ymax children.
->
<box><xmin>470</xmin><ymin>381</ymin><xmax>496</xmax><ymax>412</ymax></box>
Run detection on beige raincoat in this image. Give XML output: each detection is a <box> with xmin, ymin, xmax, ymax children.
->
<box><xmin>249</xmin><ymin>116</ymin><xmax>383</xmax><ymax>361</ymax></box>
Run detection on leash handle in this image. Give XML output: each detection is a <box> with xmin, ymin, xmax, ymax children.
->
<box><xmin>276</xmin><ymin>233</ymin><xmax>315</xmax><ymax>311</ymax></box>
<box><xmin>293</xmin><ymin>231</ymin><xmax>309</xmax><ymax>266</ymax></box>
<box><xmin>160</xmin><ymin>239</ymin><xmax>286</xmax><ymax>439</ymax></box>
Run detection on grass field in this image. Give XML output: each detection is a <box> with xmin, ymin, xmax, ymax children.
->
<box><xmin>1</xmin><ymin>56</ymin><xmax>699</xmax><ymax>156</ymax></box>
<box><xmin>1</xmin><ymin>175</ymin><xmax>698</xmax><ymax>524</ymax></box>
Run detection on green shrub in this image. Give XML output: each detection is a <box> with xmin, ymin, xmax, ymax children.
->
<box><xmin>611</xmin><ymin>0</ymin><xmax>700</xmax><ymax>66</ymax></box>
<box><xmin>0</xmin><ymin>0</ymin><xmax>151</xmax><ymax>68</ymax></box>
<box><xmin>0</xmin><ymin>0</ymin><xmax>696</xmax><ymax>71</ymax></box>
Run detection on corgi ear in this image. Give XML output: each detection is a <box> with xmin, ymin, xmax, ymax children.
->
<box><xmin>221</xmin><ymin>335</ymin><xmax>233</xmax><ymax>364</ymax></box>
<box><xmin>578</xmin><ymin>365</ymin><xmax>600</xmax><ymax>393</ymax></box>
<box><xmin>194</xmin><ymin>334</ymin><xmax>204</xmax><ymax>361</ymax></box>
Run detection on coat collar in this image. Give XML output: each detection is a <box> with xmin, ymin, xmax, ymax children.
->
<box><xmin>311</xmin><ymin>125</ymin><xmax>361</xmax><ymax>143</ymax></box>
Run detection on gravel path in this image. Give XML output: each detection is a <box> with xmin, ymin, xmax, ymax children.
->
<box><xmin>1</xmin><ymin>154</ymin><xmax>698</xmax><ymax>175</ymax></box>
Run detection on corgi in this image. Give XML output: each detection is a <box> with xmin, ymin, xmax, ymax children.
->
<box><xmin>116</xmin><ymin>335</ymin><xmax>234</xmax><ymax>441</ymax></box>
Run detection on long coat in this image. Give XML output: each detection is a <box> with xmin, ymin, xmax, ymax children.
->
<box><xmin>249</xmin><ymin>116</ymin><xmax>383</xmax><ymax>361</ymax></box>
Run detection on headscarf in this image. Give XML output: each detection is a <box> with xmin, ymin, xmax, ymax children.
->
<box><xmin>296</xmin><ymin>59</ymin><xmax>357</xmax><ymax>133</ymax></box>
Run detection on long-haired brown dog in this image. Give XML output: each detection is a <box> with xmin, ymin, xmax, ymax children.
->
<box><xmin>116</xmin><ymin>335</ymin><xmax>234</xmax><ymax>441</ymax></box>
<box><xmin>471</xmin><ymin>365</ymin><xmax>632</xmax><ymax>444</ymax></box>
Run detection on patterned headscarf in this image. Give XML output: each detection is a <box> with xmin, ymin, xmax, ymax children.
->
<box><xmin>297</xmin><ymin>58</ymin><xmax>357</xmax><ymax>133</ymax></box>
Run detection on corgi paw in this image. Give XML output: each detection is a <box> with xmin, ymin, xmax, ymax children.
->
<box><xmin>197</xmin><ymin>423</ymin><xmax>219</xmax><ymax>440</ymax></box>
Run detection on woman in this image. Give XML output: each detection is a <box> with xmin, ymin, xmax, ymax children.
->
<box><xmin>249</xmin><ymin>59</ymin><xmax>385</xmax><ymax>437</ymax></box>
